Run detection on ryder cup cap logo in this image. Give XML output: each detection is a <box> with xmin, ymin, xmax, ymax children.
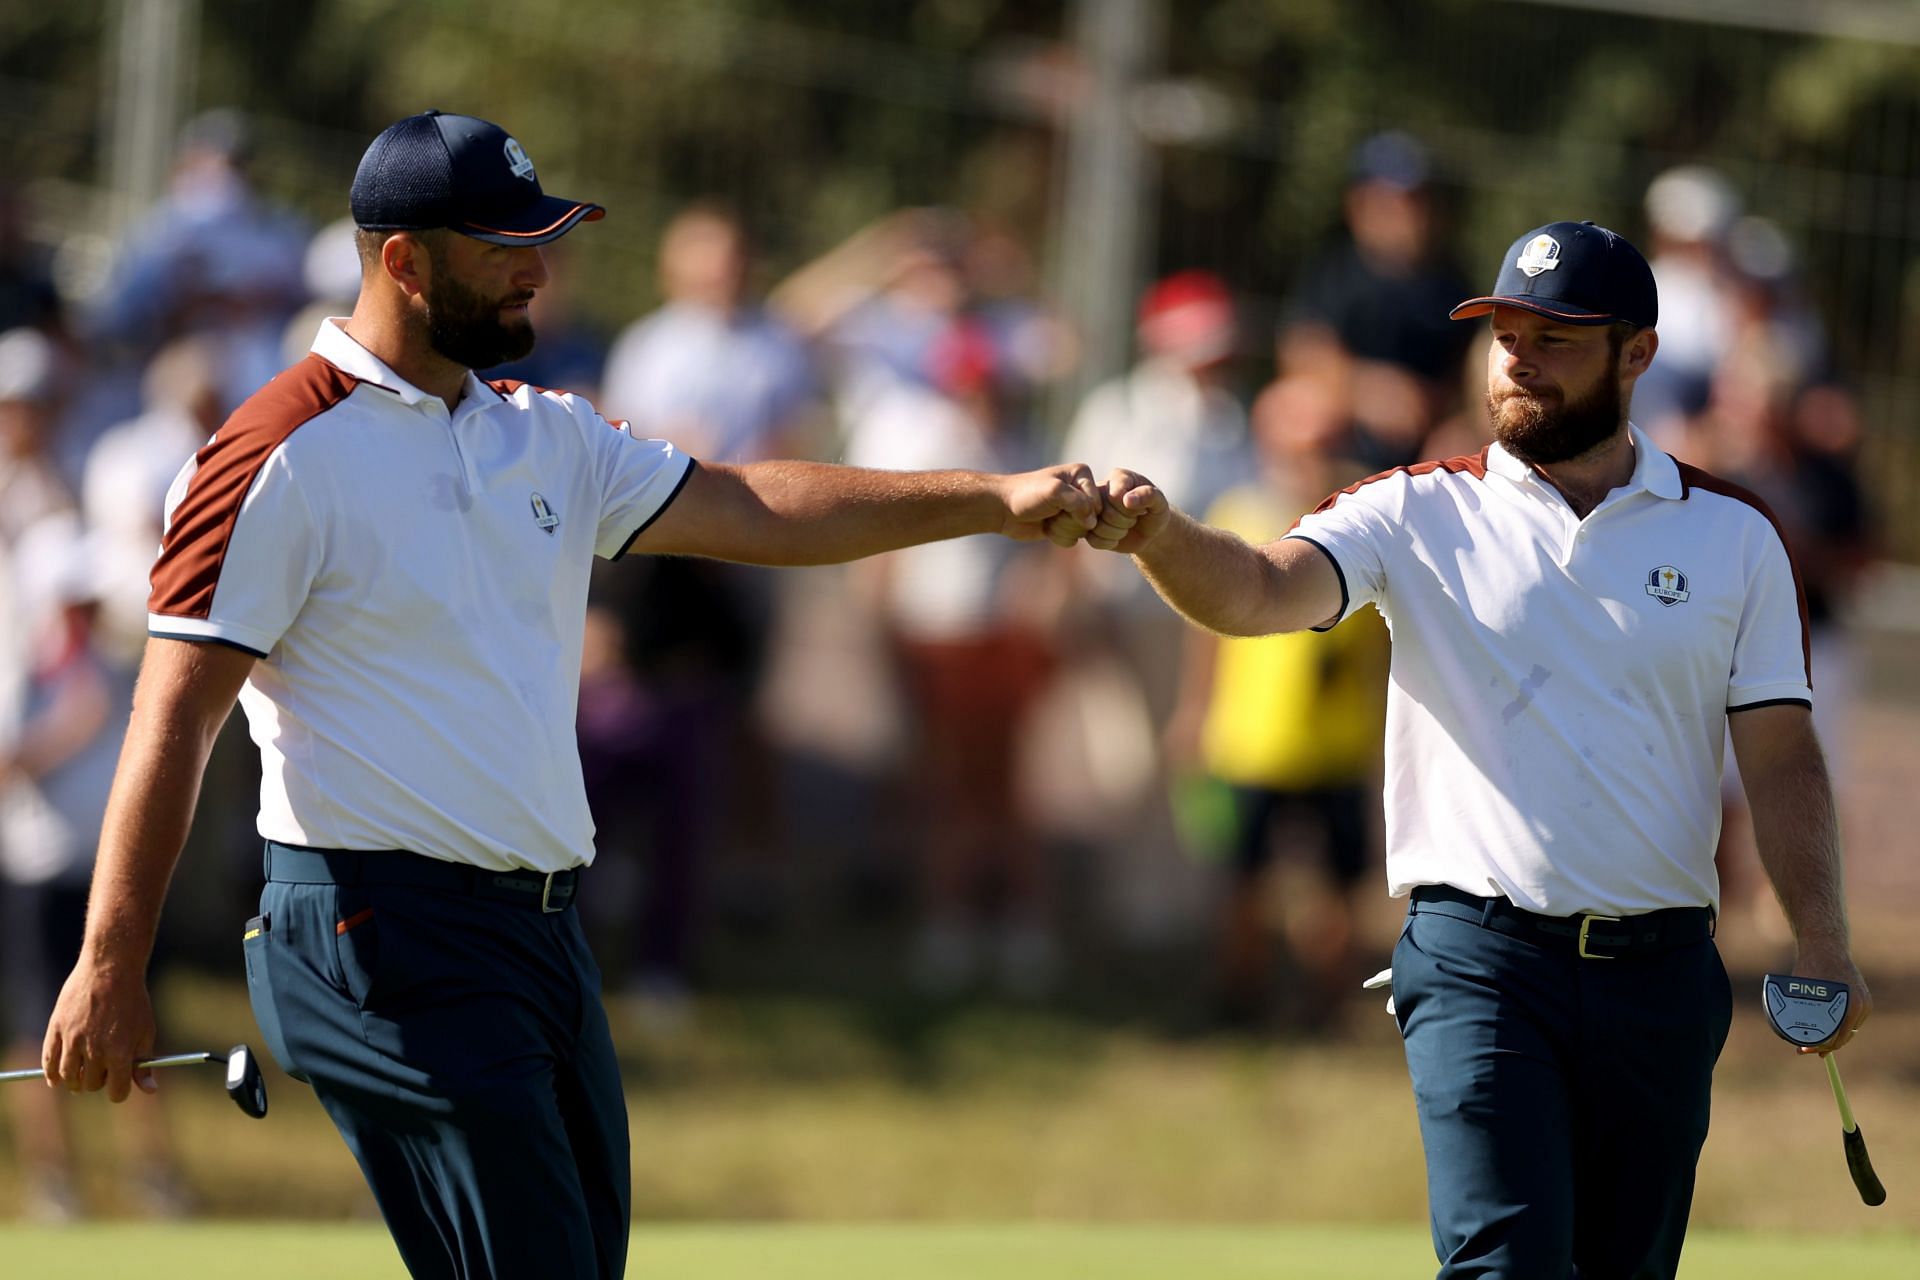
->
<box><xmin>504</xmin><ymin>137</ymin><xmax>536</xmax><ymax>181</ymax></box>
<box><xmin>530</xmin><ymin>492</ymin><xmax>560</xmax><ymax>534</ymax></box>
<box><xmin>1645</xmin><ymin>564</ymin><xmax>1690</xmax><ymax>606</ymax></box>
<box><xmin>1516</xmin><ymin>233</ymin><xmax>1562</xmax><ymax>277</ymax></box>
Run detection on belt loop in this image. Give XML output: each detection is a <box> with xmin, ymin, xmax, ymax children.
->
<box><xmin>262</xmin><ymin>842</ymin><xmax>275</xmax><ymax>881</ymax></box>
<box><xmin>1480</xmin><ymin>896</ymin><xmax>1497</xmax><ymax>928</ymax></box>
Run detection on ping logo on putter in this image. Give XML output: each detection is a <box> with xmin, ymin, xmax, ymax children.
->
<box><xmin>1762</xmin><ymin>972</ymin><xmax>1849</xmax><ymax>1046</ymax></box>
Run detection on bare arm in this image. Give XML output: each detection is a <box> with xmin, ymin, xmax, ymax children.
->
<box><xmin>1729</xmin><ymin>702</ymin><xmax>1871</xmax><ymax>1053</ymax></box>
<box><xmin>43</xmin><ymin>637</ymin><xmax>255</xmax><ymax>1099</ymax></box>
<box><xmin>626</xmin><ymin>459</ymin><xmax>1098</xmax><ymax>565</ymax></box>
<box><xmin>1082</xmin><ymin>470</ymin><xmax>1345</xmax><ymax>637</ymax></box>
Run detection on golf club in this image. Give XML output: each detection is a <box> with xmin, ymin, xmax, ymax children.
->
<box><xmin>1824</xmin><ymin>1053</ymin><xmax>1886</xmax><ymax>1207</ymax></box>
<box><xmin>0</xmin><ymin>1043</ymin><xmax>268</xmax><ymax>1119</ymax></box>
<box><xmin>1761</xmin><ymin>973</ymin><xmax>1884</xmax><ymax>1206</ymax></box>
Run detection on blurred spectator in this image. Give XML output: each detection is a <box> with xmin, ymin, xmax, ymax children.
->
<box><xmin>602</xmin><ymin>202</ymin><xmax>819</xmax><ymax>463</ymax></box>
<box><xmin>82</xmin><ymin>336</ymin><xmax>222</xmax><ymax>666</ymax></box>
<box><xmin>1720</xmin><ymin>216</ymin><xmax>1827</xmax><ymax>391</ymax></box>
<box><xmin>846</xmin><ymin>321</ymin><xmax>1066</xmax><ymax>996</ymax></box>
<box><xmin>1165</xmin><ymin>378</ymin><xmax>1388</xmax><ymax>1029</ymax></box>
<box><xmin>1059</xmin><ymin>270</ymin><xmax>1249</xmax><ymax>944</ymax></box>
<box><xmin>1422</xmin><ymin>329</ymin><xmax>1497</xmax><ymax>462</ymax></box>
<box><xmin>574</xmin><ymin>604</ymin><xmax>709</xmax><ymax>1027</ymax></box>
<box><xmin>89</xmin><ymin>108</ymin><xmax>309</xmax><ymax>409</ymax></box>
<box><xmin>592</xmin><ymin>204</ymin><xmax>818</xmax><ymax>998</ymax></box>
<box><xmin>279</xmin><ymin>215</ymin><xmax>366</xmax><ymax>367</ymax></box>
<box><xmin>772</xmin><ymin>208</ymin><xmax>974</xmax><ymax>418</ymax></box>
<box><xmin>962</xmin><ymin>221</ymin><xmax>1077</xmax><ymax>391</ymax></box>
<box><xmin>1279</xmin><ymin>131</ymin><xmax>1475</xmax><ymax>468</ymax></box>
<box><xmin>1634</xmin><ymin>164</ymin><xmax>1742</xmax><ymax>446</ymax></box>
<box><xmin>1694</xmin><ymin>347</ymin><xmax>1873</xmax><ymax>933</ymax></box>
<box><xmin>1</xmin><ymin>516</ymin><xmax>188</xmax><ymax>1219</ymax></box>
<box><xmin>1064</xmin><ymin>270</ymin><xmax>1248</xmax><ymax>520</ymax></box>
<box><xmin>0</xmin><ymin>328</ymin><xmax>74</xmax><ymax>545</ymax></box>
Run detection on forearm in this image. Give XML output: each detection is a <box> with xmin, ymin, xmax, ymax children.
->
<box><xmin>715</xmin><ymin>461</ymin><xmax>1005</xmax><ymax>566</ymax></box>
<box><xmin>1135</xmin><ymin>515</ymin><xmax>1325</xmax><ymax>637</ymax></box>
<box><xmin>1743</xmin><ymin>733</ymin><xmax>1850</xmax><ymax>952</ymax></box>
<box><xmin>80</xmin><ymin>714</ymin><xmax>221</xmax><ymax>974</ymax></box>
<box><xmin>77</xmin><ymin>640</ymin><xmax>250</xmax><ymax>975</ymax></box>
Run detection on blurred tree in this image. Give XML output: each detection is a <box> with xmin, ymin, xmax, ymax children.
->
<box><xmin>2</xmin><ymin>1</ymin><xmax>1914</xmax><ymax>413</ymax></box>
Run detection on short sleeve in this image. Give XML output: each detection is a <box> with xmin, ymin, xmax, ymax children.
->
<box><xmin>147</xmin><ymin>444</ymin><xmax>321</xmax><ymax>658</ymax></box>
<box><xmin>1727</xmin><ymin>521</ymin><xmax>1814</xmax><ymax>711</ymax></box>
<box><xmin>1283</xmin><ymin>482</ymin><xmax>1396</xmax><ymax>631</ymax></box>
<box><xmin>591</xmin><ymin>411</ymin><xmax>696</xmax><ymax>560</ymax></box>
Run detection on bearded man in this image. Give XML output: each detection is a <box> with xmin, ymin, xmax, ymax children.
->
<box><xmin>1055</xmin><ymin>221</ymin><xmax>1869</xmax><ymax>1279</ymax></box>
<box><xmin>39</xmin><ymin>111</ymin><xmax>1101</xmax><ymax>1280</ymax></box>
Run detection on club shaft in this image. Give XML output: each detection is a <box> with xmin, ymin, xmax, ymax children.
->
<box><xmin>0</xmin><ymin>1052</ymin><xmax>217</xmax><ymax>1083</ymax></box>
<box><xmin>1825</xmin><ymin>1054</ymin><xmax>1858</xmax><ymax>1133</ymax></box>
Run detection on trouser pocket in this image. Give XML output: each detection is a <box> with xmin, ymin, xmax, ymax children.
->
<box><xmin>242</xmin><ymin>910</ymin><xmax>308</xmax><ymax>1084</ymax></box>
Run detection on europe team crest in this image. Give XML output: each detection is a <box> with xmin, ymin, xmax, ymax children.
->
<box><xmin>504</xmin><ymin>137</ymin><xmax>537</xmax><ymax>181</ymax></box>
<box><xmin>1645</xmin><ymin>564</ymin><xmax>1689</xmax><ymax>606</ymax></box>
<box><xmin>1516</xmin><ymin>233</ymin><xmax>1562</xmax><ymax>277</ymax></box>
<box><xmin>530</xmin><ymin>492</ymin><xmax>560</xmax><ymax>535</ymax></box>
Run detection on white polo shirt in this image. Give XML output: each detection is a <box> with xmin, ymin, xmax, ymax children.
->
<box><xmin>1288</xmin><ymin>429</ymin><xmax>1810</xmax><ymax>916</ymax></box>
<box><xmin>148</xmin><ymin>319</ymin><xmax>693</xmax><ymax>872</ymax></box>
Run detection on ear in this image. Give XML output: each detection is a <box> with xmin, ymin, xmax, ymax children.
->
<box><xmin>1622</xmin><ymin>327</ymin><xmax>1659</xmax><ymax>379</ymax></box>
<box><xmin>380</xmin><ymin>233</ymin><xmax>432</xmax><ymax>299</ymax></box>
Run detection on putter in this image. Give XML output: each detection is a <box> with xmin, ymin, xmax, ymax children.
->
<box><xmin>0</xmin><ymin>1044</ymin><xmax>268</xmax><ymax>1120</ymax></box>
<box><xmin>1761</xmin><ymin>974</ymin><xmax>1884</xmax><ymax>1206</ymax></box>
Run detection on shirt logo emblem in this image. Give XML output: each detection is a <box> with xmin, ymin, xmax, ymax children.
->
<box><xmin>504</xmin><ymin>138</ymin><xmax>537</xmax><ymax>182</ymax></box>
<box><xmin>530</xmin><ymin>492</ymin><xmax>560</xmax><ymax>535</ymax></box>
<box><xmin>1516</xmin><ymin>234</ymin><xmax>1562</xmax><ymax>277</ymax></box>
<box><xmin>1645</xmin><ymin>564</ymin><xmax>1690</xmax><ymax>606</ymax></box>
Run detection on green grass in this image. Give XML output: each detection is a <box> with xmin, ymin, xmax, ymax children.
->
<box><xmin>0</xmin><ymin>1221</ymin><xmax>1915</xmax><ymax>1279</ymax></box>
<box><xmin>6</xmin><ymin>971</ymin><xmax>1918</xmax><ymax>1230</ymax></box>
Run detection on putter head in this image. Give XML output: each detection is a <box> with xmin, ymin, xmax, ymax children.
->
<box><xmin>223</xmin><ymin>1044</ymin><xmax>269</xmax><ymax>1119</ymax></box>
<box><xmin>1761</xmin><ymin>973</ymin><xmax>1849</xmax><ymax>1048</ymax></box>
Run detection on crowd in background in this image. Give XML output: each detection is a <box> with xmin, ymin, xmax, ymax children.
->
<box><xmin>0</xmin><ymin>114</ymin><xmax>1874</xmax><ymax>1216</ymax></box>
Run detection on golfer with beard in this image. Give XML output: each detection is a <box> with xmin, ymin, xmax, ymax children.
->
<box><xmin>1071</xmin><ymin>221</ymin><xmax>1870</xmax><ymax>1278</ymax></box>
<box><xmin>40</xmin><ymin>111</ymin><xmax>1100</xmax><ymax>1280</ymax></box>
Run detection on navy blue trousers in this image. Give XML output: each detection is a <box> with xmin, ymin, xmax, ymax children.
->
<box><xmin>1392</xmin><ymin>897</ymin><xmax>1731</xmax><ymax>1279</ymax></box>
<box><xmin>244</xmin><ymin>856</ymin><xmax>629</xmax><ymax>1280</ymax></box>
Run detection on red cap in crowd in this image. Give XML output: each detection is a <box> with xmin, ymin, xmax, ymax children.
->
<box><xmin>1137</xmin><ymin>270</ymin><xmax>1235</xmax><ymax>365</ymax></box>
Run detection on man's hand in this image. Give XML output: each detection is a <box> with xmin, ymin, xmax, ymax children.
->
<box><xmin>1083</xmin><ymin>469</ymin><xmax>1171</xmax><ymax>554</ymax></box>
<box><xmin>43</xmin><ymin>959</ymin><xmax>159</xmax><ymax>1101</ymax></box>
<box><xmin>1791</xmin><ymin>944</ymin><xmax>1872</xmax><ymax>1055</ymax></box>
<box><xmin>1000</xmin><ymin>463</ymin><xmax>1101</xmax><ymax>546</ymax></box>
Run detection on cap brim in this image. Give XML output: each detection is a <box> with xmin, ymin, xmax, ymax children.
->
<box><xmin>1449</xmin><ymin>295</ymin><xmax>1615</xmax><ymax>325</ymax></box>
<box><xmin>458</xmin><ymin>196</ymin><xmax>605</xmax><ymax>247</ymax></box>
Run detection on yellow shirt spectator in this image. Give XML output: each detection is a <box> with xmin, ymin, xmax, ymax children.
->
<box><xmin>1199</xmin><ymin>485</ymin><xmax>1389</xmax><ymax>791</ymax></box>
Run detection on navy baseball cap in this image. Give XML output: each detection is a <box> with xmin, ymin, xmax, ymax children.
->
<box><xmin>350</xmin><ymin>110</ymin><xmax>604</xmax><ymax>247</ymax></box>
<box><xmin>1450</xmin><ymin>220</ymin><xmax>1657</xmax><ymax>329</ymax></box>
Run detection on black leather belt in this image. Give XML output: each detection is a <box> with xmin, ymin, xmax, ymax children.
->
<box><xmin>1410</xmin><ymin>884</ymin><xmax>1714</xmax><ymax>959</ymax></box>
<box><xmin>263</xmin><ymin>841</ymin><xmax>580</xmax><ymax>913</ymax></box>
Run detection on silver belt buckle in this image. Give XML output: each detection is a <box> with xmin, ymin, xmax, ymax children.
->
<box><xmin>540</xmin><ymin>870</ymin><xmax>565</xmax><ymax>913</ymax></box>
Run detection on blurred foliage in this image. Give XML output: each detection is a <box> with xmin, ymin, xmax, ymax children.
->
<box><xmin>1</xmin><ymin>0</ymin><xmax>1916</xmax><ymax>364</ymax></box>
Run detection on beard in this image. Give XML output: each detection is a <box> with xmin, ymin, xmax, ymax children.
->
<box><xmin>1488</xmin><ymin>356</ymin><xmax>1624</xmax><ymax>465</ymax></box>
<box><xmin>422</xmin><ymin>266</ymin><xmax>537</xmax><ymax>371</ymax></box>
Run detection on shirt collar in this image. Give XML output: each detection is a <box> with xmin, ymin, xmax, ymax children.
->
<box><xmin>310</xmin><ymin>318</ymin><xmax>495</xmax><ymax>410</ymax></box>
<box><xmin>1486</xmin><ymin>424</ymin><xmax>1683</xmax><ymax>501</ymax></box>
